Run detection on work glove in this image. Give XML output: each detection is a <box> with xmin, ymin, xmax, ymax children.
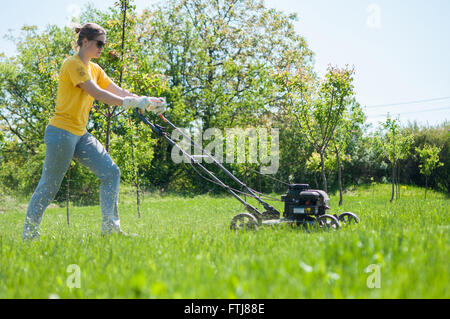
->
<box><xmin>122</xmin><ymin>96</ymin><xmax>151</xmax><ymax>112</ymax></box>
<box><xmin>146</xmin><ymin>97</ymin><xmax>167</xmax><ymax>115</ymax></box>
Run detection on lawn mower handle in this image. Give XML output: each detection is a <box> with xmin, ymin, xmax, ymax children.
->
<box><xmin>134</xmin><ymin>108</ymin><xmax>166</xmax><ymax>136</ymax></box>
<box><xmin>151</xmin><ymin>111</ymin><xmax>280</xmax><ymax>217</ymax></box>
<box><xmin>134</xmin><ymin>108</ymin><xmax>265</xmax><ymax>218</ymax></box>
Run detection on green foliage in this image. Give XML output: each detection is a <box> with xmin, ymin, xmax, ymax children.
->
<box><xmin>144</xmin><ymin>0</ymin><xmax>313</xmax><ymax>128</ymax></box>
<box><xmin>108</xmin><ymin>120</ymin><xmax>156</xmax><ymax>183</ymax></box>
<box><xmin>15</xmin><ymin>143</ymin><xmax>46</xmax><ymax>195</ymax></box>
<box><xmin>0</xmin><ymin>25</ymin><xmax>74</xmax><ymax>153</ymax></box>
<box><xmin>306</xmin><ymin>151</ymin><xmax>339</xmax><ymax>173</ymax></box>
<box><xmin>404</xmin><ymin>121</ymin><xmax>449</xmax><ymax>192</ymax></box>
<box><xmin>331</xmin><ymin>98</ymin><xmax>366</xmax><ymax>157</ymax></box>
<box><xmin>415</xmin><ymin>144</ymin><xmax>443</xmax><ymax>177</ymax></box>
<box><xmin>0</xmin><ymin>142</ymin><xmax>100</xmax><ymax>204</ymax></box>
<box><xmin>375</xmin><ymin>116</ymin><xmax>414</xmax><ymax>165</ymax></box>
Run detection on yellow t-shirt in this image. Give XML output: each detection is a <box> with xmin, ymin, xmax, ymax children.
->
<box><xmin>49</xmin><ymin>54</ymin><xmax>112</xmax><ymax>136</ymax></box>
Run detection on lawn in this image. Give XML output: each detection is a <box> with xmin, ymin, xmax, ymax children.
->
<box><xmin>0</xmin><ymin>183</ymin><xmax>448</xmax><ymax>298</ymax></box>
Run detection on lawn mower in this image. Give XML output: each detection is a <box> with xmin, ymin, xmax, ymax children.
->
<box><xmin>136</xmin><ymin>110</ymin><xmax>360</xmax><ymax>231</ymax></box>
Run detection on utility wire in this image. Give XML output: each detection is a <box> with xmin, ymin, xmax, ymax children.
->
<box><xmin>367</xmin><ymin>106</ymin><xmax>450</xmax><ymax>119</ymax></box>
<box><xmin>364</xmin><ymin>96</ymin><xmax>450</xmax><ymax>109</ymax></box>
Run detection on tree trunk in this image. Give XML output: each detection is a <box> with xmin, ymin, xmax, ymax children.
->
<box><xmin>425</xmin><ymin>175</ymin><xmax>428</xmax><ymax>200</ymax></box>
<box><xmin>391</xmin><ymin>131</ymin><xmax>396</xmax><ymax>203</ymax></box>
<box><xmin>396</xmin><ymin>161</ymin><xmax>401</xmax><ymax>199</ymax></box>
<box><xmin>335</xmin><ymin>144</ymin><xmax>343</xmax><ymax>206</ymax></box>
<box><xmin>390</xmin><ymin>160</ymin><xmax>395</xmax><ymax>203</ymax></box>
<box><xmin>320</xmin><ymin>151</ymin><xmax>327</xmax><ymax>192</ymax></box>
<box><xmin>395</xmin><ymin>162</ymin><xmax>398</xmax><ymax>199</ymax></box>
<box><xmin>119</xmin><ymin>0</ymin><xmax>142</xmax><ymax>217</ymax></box>
<box><xmin>258</xmin><ymin>165</ymin><xmax>262</xmax><ymax>192</ymax></box>
<box><xmin>105</xmin><ymin>111</ymin><xmax>111</xmax><ymax>152</ymax></box>
<box><xmin>243</xmin><ymin>166</ymin><xmax>247</xmax><ymax>202</ymax></box>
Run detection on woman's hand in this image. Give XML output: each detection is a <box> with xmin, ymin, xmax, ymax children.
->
<box><xmin>122</xmin><ymin>97</ymin><xmax>152</xmax><ymax>112</ymax></box>
<box><xmin>146</xmin><ymin>97</ymin><xmax>167</xmax><ymax>115</ymax></box>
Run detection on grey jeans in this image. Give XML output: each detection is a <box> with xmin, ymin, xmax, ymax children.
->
<box><xmin>23</xmin><ymin>125</ymin><xmax>121</xmax><ymax>239</ymax></box>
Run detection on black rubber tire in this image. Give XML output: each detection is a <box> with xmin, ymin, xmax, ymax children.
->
<box><xmin>338</xmin><ymin>212</ymin><xmax>360</xmax><ymax>224</ymax></box>
<box><xmin>230</xmin><ymin>213</ymin><xmax>259</xmax><ymax>231</ymax></box>
<box><xmin>317</xmin><ymin>214</ymin><xmax>341</xmax><ymax>230</ymax></box>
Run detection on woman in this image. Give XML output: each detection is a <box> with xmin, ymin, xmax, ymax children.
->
<box><xmin>22</xmin><ymin>23</ymin><xmax>165</xmax><ymax>240</ymax></box>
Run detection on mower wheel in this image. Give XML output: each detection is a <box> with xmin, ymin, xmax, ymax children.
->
<box><xmin>230</xmin><ymin>213</ymin><xmax>259</xmax><ymax>231</ymax></box>
<box><xmin>317</xmin><ymin>214</ymin><xmax>340</xmax><ymax>230</ymax></box>
<box><xmin>338</xmin><ymin>212</ymin><xmax>360</xmax><ymax>224</ymax></box>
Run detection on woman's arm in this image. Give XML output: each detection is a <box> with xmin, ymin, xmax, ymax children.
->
<box><xmin>78</xmin><ymin>80</ymin><xmax>151</xmax><ymax>111</ymax></box>
<box><xmin>78</xmin><ymin>80</ymin><xmax>124</xmax><ymax>105</ymax></box>
<box><xmin>105</xmin><ymin>81</ymin><xmax>137</xmax><ymax>98</ymax></box>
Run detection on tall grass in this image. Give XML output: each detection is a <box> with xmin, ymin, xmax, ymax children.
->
<box><xmin>0</xmin><ymin>183</ymin><xmax>448</xmax><ymax>298</ymax></box>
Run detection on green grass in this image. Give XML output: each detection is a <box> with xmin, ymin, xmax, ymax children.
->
<box><xmin>0</xmin><ymin>183</ymin><xmax>448</xmax><ymax>298</ymax></box>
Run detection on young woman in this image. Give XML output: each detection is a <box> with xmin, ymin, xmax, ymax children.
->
<box><xmin>22</xmin><ymin>23</ymin><xmax>165</xmax><ymax>240</ymax></box>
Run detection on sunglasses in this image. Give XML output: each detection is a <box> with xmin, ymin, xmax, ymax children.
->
<box><xmin>94</xmin><ymin>40</ymin><xmax>106</xmax><ymax>49</ymax></box>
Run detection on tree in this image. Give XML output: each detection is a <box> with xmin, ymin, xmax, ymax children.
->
<box><xmin>415</xmin><ymin>144</ymin><xmax>443</xmax><ymax>199</ymax></box>
<box><xmin>330</xmin><ymin>98</ymin><xmax>365</xmax><ymax>205</ymax></box>
<box><xmin>275</xmin><ymin>64</ymin><xmax>356</xmax><ymax>192</ymax></box>
<box><xmin>375</xmin><ymin>116</ymin><xmax>414</xmax><ymax>202</ymax></box>
<box><xmin>305</xmin><ymin>151</ymin><xmax>336</xmax><ymax>189</ymax></box>
<box><xmin>145</xmin><ymin>0</ymin><xmax>313</xmax><ymax>127</ymax></box>
<box><xmin>0</xmin><ymin>26</ymin><xmax>73</xmax><ymax>154</ymax></box>
<box><xmin>136</xmin><ymin>0</ymin><xmax>315</xmax><ymax>191</ymax></box>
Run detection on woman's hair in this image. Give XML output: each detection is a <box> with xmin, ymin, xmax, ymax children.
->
<box><xmin>75</xmin><ymin>23</ymin><xmax>106</xmax><ymax>47</ymax></box>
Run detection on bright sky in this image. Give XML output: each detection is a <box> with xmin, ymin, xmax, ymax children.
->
<box><xmin>1</xmin><ymin>0</ymin><xmax>449</xmax><ymax>130</ymax></box>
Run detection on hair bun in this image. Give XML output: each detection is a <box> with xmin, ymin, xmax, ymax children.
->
<box><xmin>74</xmin><ymin>25</ymin><xmax>82</xmax><ymax>34</ymax></box>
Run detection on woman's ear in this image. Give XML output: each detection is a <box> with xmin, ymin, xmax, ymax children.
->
<box><xmin>81</xmin><ymin>37</ymin><xmax>89</xmax><ymax>48</ymax></box>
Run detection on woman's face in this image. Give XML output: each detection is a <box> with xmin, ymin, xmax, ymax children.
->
<box><xmin>81</xmin><ymin>34</ymin><xmax>106</xmax><ymax>59</ymax></box>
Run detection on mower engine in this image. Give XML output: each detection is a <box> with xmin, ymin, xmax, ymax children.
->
<box><xmin>281</xmin><ymin>184</ymin><xmax>330</xmax><ymax>221</ymax></box>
